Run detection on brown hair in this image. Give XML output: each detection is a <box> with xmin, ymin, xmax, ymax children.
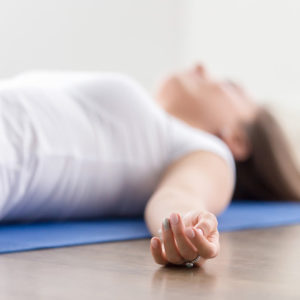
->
<box><xmin>234</xmin><ymin>108</ymin><xmax>300</xmax><ymax>201</ymax></box>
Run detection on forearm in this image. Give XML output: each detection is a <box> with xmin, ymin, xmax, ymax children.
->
<box><xmin>144</xmin><ymin>151</ymin><xmax>234</xmax><ymax>236</ymax></box>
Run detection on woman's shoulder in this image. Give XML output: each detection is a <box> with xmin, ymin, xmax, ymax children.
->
<box><xmin>165</xmin><ymin>115</ymin><xmax>236</xmax><ymax>179</ymax></box>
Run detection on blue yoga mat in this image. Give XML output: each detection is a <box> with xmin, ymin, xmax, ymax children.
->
<box><xmin>0</xmin><ymin>201</ymin><xmax>300</xmax><ymax>254</ymax></box>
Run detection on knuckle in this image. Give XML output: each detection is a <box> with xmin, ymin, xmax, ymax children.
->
<box><xmin>210</xmin><ymin>215</ymin><xmax>218</xmax><ymax>227</ymax></box>
<box><xmin>202</xmin><ymin>214</ymin><xmax>218</xmax><ymax>230</ymax></box>
<box><xmin>206</xmin><ymin>212</ymin><xmax>213</xmax><ymax>218</ymax></box>
<box><xmin>199</xmin><ymin>220</ymin><xmax>211</xmax><ymax>234</ymax></box>
<box><xmin>214</xmin><ymin>231</ymin><xmax>220</xmax><ymax>240</ymax></box>
<box><xmin>205</xmin><ymin>212</ymin><xmax>217</xmax><ymax>222</ymax></box>
<box><xmin>210</xmin><ymin>249</ymin><xmax>218</xmax><ymax>258</ymax></box>
<box><xmin>200</xmin><ymin>219</ymin><xmax>210</xmax><ymax>227</ymax></box>
<box><xmin>206</xmin><ymin>245</ymin><xmax>218</xmax><ymax>258</ymax></box>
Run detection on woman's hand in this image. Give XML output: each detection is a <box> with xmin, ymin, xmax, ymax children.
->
<box><xmin>150</xmin><ymin>211</ymin><xmax>220</xmax><ymax>267</ymax></box>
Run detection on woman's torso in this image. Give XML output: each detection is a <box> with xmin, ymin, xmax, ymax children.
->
<box><xmin>0</xmin><ymin>71</ymin><xmax>234</xmax><ymax>221</ymax></box>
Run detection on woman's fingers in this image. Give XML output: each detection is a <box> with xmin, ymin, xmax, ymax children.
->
<box><xmin>185</xmin><ymin>227</ymin><xmax>219</xmax><ymax>258</ymax></box>
<box><xmin>150</xmin><ymin>211</ymin><xmax>220</xmax><ymax>267</ymax></box>
<box><xmin>169</xmin><ymin>213</ymin><xmax>199</xmax><ymax>261</ymax></box>
<box><xmin>161</xmin><ymin>218</ymin><xmax>184</xmax><ymax>264</ymax></box>
<box><xmin>192</xmin><ymin>212</ymin><xmax>220</xmax><ymax>258</ymax></box>
<box><xmin>150</xmin><ymin>237</ymin><xmax>168</xmax><ymax>265</ymax></box>
<box><xmin>152</xmin><ymin>214</ymin><xmax>201</xmax><ymax>266</ymax></box>
<box><xmin>195</xmin><ymin>212</ymin><xmax>218</xmax><ymax>237</ymax></box>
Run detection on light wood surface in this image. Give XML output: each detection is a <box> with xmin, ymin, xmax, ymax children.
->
<box><xmin>0</xmin><ymin>225</ymin><xmax>299</xmax><ymax>300</ymax></box>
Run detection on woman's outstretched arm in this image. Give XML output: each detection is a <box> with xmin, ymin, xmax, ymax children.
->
<box><xmin>144</xmin><ymin>151</ymin><xmax>234</xmax><ymax>266</ymax></box>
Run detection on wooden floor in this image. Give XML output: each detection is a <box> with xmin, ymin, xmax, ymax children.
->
<box><xmin>0</xmin><ymin>225</ymin><xmax>299</xmax><ymax>300</ymax></box>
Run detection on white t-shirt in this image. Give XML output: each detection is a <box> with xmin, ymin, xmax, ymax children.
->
<box><xmin>0</xmin><ymin>72</ymin><xmax>235</xmax><ymax>221</ymax></box>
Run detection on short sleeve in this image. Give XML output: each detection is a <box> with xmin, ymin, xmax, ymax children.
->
<box><xmin>166</xmin><ymin>115</ymin><xmax>236</xmax><ymax>181</ymax></box>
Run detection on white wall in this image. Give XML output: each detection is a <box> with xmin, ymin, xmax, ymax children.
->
<box><xmin>0</xmin><ymin>0</ymin><xmax>184</xmax><ymax>90</ymax></box>
<box><xmin>181</xmin><ymin>0</ymin><xmax>300</xmax><ymax>106</ymax></box>
<box><xmin>1</xmin><ymin>1</ymin><xmax>300</xmax><ymax>106</ymax></box>
<box><xmin>1</xmin><ymin>0</ymin><xmax>300</xmax><ymax>104</ymax></box>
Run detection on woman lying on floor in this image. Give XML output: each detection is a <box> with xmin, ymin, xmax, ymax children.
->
<box><xmin>0</xmin><ymin>66</ymin><xmax>298</xmax><ymax>267</ymax></box>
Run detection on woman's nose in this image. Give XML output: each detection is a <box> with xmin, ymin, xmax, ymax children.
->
<box><xmin>194</xmin><ymin>64</ymin><xmax>209</xmax><ymax>78</ymax></box>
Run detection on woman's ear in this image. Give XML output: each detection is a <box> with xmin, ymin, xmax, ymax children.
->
<box><xmin>219</xmin><ymin>126</ymin><xmax>252</xmax><ymax>161</ymax></box>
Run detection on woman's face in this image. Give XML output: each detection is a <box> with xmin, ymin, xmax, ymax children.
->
<box><xmin>156</xmin><ymin>64</ymin><xmax>259</xmax><ymax>161</ymax></box>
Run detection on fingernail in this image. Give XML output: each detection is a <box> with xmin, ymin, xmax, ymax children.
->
<box><xmin>163</xmin><ymin>218</ymin><xmax>170</xmax><ymax>231</ymax></box>
<box><xmin>151</xmin><ymin>238</ymin><xmax>158</xmax><ymax>249</ymax></box>
<box><xmin>197</xmin><ymin>228</ymin><xmax>204</xmax><ymax>236</ymax></box>
<box><xmin>185</xmin><ymin>228</ymin><xmax>195</xmax><ymax>239</ymax></box>
<box><xmin>170</xmin><ymin>213</ymin><xmax>179</xmax><ymax>225</ymax></box>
